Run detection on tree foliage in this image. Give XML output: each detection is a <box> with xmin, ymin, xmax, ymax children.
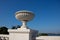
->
<box><xmin>0</xmin><ymin>25</ymin><xmax>21</xmax><ymax>34</ymax></box>
<box><xmin>37</xmin><ymin>33</ymin><xmax>48</xmax><ymax>37</ymax></box>
<box><xmin>0</xmin><ymin>26</ymin><xmax>9</xmax><ymax>34</ymax></box>
<box><xmin>11</xmin><ymin>25</ymin><xmax>21</xmax><ymax>29</ymax></box>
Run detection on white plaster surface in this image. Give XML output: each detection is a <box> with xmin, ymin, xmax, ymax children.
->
<box><xmin>0</xmin><ymin>31</ymin><xmax>60</xmax><ymax>40</ymax></box>
<box><xmin>8</xmin><ymin>28</ymin><xmax>32</xmax><ymax>40</ymax></box>
<box><xmin>36</xmin><ymin>36</ymin><xmax>60</xmax><ymax>40</ymax></box>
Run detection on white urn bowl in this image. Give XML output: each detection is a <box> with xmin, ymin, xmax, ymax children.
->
<box><xmin>15</xmin><ymin>10</ymin><xmax>34</xmax><ymax>21</ymax></box>
<box><xmin>15</xmin><ymin>10</ymin><xmax>34</xmax><ymax>29</ymax></box>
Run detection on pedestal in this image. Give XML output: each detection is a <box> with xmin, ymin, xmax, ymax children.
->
<box><xmin>8</xmin><ymin>28</ymin><xmax>38</xmax><ymax>40</ymax></box>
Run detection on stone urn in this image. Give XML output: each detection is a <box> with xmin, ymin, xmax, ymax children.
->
<box><xmin>15</xmin><ymin>10</ymin><xmax>34</xmax><ymax>29</ymax></box>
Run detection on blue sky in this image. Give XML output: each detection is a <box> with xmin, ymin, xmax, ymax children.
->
<box><xmin>0</xmin><ymin>0</ymin><xmax>60</xmax><ymax>33</ymax></box>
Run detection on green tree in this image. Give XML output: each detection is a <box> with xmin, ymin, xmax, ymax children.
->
<box><xmin>11</xmin><ymin>25</ymin><xmax>21</xmax><ymax>29</ymax></box>
<box><xmin>37</xmin><ymin>33</ymin><xmax>48</xmax><ymax>37</ymax></box>
<box><xmin>0</xmin><ymin>26</ymin><xmax>9</xmax><ymax>34</ymax></box>
<box><xmin>11</xmin><ymin>26</ymin><xmax>17</xmax><ymax>29</ymax></box>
